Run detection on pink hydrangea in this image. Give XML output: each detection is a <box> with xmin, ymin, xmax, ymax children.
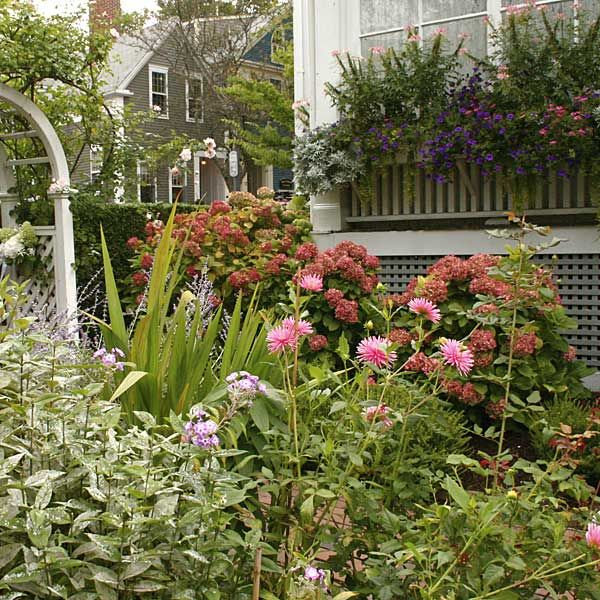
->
<box><xmin>408</xmin><ymin>298</ymin><xmax>442</xmax><ymax>323</ymax></box>
<box><xmin>440</xmin><ymin>339</ymin><xmax>474</xmax><ymax>376</ymax></box>
<box><xmin>356</xmin><ymin>336</ymin><xmax>397</xmax><ymax>369</ymax></box>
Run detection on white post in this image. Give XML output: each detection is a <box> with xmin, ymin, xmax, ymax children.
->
<box><xmin>294</xmin><ymin>0</ymin><xmax>361</xmax><ymax>236</ymax></box>
<box><xmin>0</xmin><ymin>195</ymin><xmax>18</xmax><ymax>228</ymax></box>
<box><xmin>51</xmin><ymin>192</ymin><xmax>78</xmax><ymax>319</ymax></box>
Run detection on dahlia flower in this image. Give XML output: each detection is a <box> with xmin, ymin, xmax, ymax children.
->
<box><xmin>440</xmin><ymin>338</ymin><xmax>474</xmax><ymax>376</ymax></box>
<box><xmin>586</xmin><ymin>521</ymin><xmax>600</xmax><ymax>550</ymax></box>
<box><xmin>408</xmin><ymin>297</ymin><xmax>442</xmax><ymax>323</ymax></box>
<box><xmin>356</xmin><ymin>336</ymin><xmax>397</xmax><ymax>369</ymax></box>
<box><xmin>299</xmin><ymin>273</ymin><xmax>324</xmax><ymax>292</ymax></box>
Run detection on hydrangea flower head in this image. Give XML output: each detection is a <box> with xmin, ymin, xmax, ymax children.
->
<box><xmin>356</xmin><ymin>336</ymin><xmax>397</xmax><ymax>369</ymax></box>
<box><xmin>408</xmin><ymin>297</ymin><xmax>442</xmax><ymax>323</ymax></box>
<box><xmin>299</xmin><ymin>273</ymin><xmax>324</xmax><ymax>292</ymax></box>
<box><xmin>440</xmin><ymin>338</ymin><xmax>474</xmax><ymax>376</ymax></box>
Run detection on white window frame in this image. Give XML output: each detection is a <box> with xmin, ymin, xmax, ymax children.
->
<box><xmin>89</xmin><ymin>144</ymin><xmax>103</xmax><ymax>182</ymax></box>
<box><xmin>358</xmin><ymin>0</ymin><xmax>580</xmax><ymax>56</ymax></box>
<box><xmin>149</xmin><ymin>64</ymin><xmax>169</xmax><ymax>119</ymax></box>
<box><xmin>137</xmin><ymin>161</ymin><xmax>157</xmax><ymax>203</ymax></box>
<box><xmin>185</xmin><ymin>76</ymin><xmax>204</xmax><ymax>123</ymax></box>
<box><xmin>168</xmin><ymin>166</ymin><xmax>188</xmax><ymax>203</ymax></box>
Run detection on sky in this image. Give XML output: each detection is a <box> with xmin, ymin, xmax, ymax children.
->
<box><xmin>33</xmin><ymin>0</ymin><xmax>158</xmax><ymax>17</ymax></box>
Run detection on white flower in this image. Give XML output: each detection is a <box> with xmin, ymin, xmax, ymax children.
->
<box><xmin>152</xmin><ymin>105</ymin><xmax>162</xmax><ymax>113</ymax></box>
<box><xmin>203</xmin><ymin>137</ymin><xmax>216</xmax><ymax>150</ymax></box>
<box><xmin>179</xmin><ymin>148</ymin><xmax>192</xmax><ymax>162</ymax></box>
<box><xmin>171</xmin><ymin>166</ymin><xmax>180</xmax><ymax>176</ymax></box>
<box><xmin>48</xmin><ymin>178</ymin><xmax>69</xmax><ymax>194</ymax></box>
<box><xmin>109</xmin><ymin>27</ymin><xmax>119</xmax><ymax>39</ymax></box>
<box><xmin>0</xmin><ymin>234</ymin><xmax>25</xmax><ymax>261</ymax></box>
<box><xmin>206</xmin><ymin>148</ymin><xmax>216</xmax><ymax>159</ymax></box>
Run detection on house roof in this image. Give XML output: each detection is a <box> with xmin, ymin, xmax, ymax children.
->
<box><xmin>102</xmin><ymin>13</ymin><xmax>280</xmax><ymax>96</ymax></box>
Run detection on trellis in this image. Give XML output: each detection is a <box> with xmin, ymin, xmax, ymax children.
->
<box><xmin>0</xmin><ymin>82</ymin><xmax>77</xmax><ymax>319</ymax></box>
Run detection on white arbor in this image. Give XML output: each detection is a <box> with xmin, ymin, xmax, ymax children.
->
<box><xmin>0</xmin><ymin>82</ymin><xmax>77</xmax><ymax>318</ymax></box>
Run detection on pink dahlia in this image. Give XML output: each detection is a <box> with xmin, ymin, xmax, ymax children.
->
<box><xmin>440</xmin><ymin>339</ymin><xmax>474</xmax><ymax>376</ymax></box>
<box><xmin>281</xmin><ymin>317</ymin><xmax>314</xmax><ymax>337</ymax></box>
<box><xmin>266</xmin><ymin>323</ymin><xmax>298</xmax><ymax>353</ymax></box>
<box><xmin>356</xmin><ymin>336</ymin><xmax>397</xmax><ymax>369</ymax></box>
<box><xmin>408</xmin><ymin>298</ymin><xmax>442</xmax><ymax>323</ymax></box>
<box><xmin>299</xmin><ymin>273</ymin><xmax>324</xmax><ymax>292</ymax></box>
<box><xmin>586</xmin><ymin>522</ymin><xmax>600</xmax><ymax>550</ymax></box>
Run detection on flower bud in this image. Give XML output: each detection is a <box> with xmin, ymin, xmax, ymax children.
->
<box><xmin>507</xmin><ymin>489</ymin><xmax>518</xmax><ymax>499</ymax></box>
<box><xmin>365</xmin><ymin>320</ymin><xmax>374</xmax><ymax>330</ymax></box>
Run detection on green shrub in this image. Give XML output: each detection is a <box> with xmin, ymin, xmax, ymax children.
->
<box><xmin>0</xmin><ymin>278</ymin><xmax>257</xmax><ymax>599</ymax></box>
<box><xmin>531</xmin><ymin>397</ymin><xmax>600</xmax><ymax>485</ymax></box>
<box><xmin>16</xmin><ymin>191</ymin><xmax>199</xmax><ymax>290</ymax></box>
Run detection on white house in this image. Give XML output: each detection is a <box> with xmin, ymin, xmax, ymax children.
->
<box><xmin>293</xmin><ymin>0</ymin><xmax>600</xmax><ymax>367</ymax></box>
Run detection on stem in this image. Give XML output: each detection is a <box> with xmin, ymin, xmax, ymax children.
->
<box><xmin>494</xmin><ymin>222</ymin><xmax>526</xmax><ymax>487</ymax></box>
<box><xmin>252</xmin><ymin>547</ymin><xmax>262</xmax><ymax>600</ymax></box>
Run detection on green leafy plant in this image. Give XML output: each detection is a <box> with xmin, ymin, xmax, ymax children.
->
<box><xmin>90</xmin><ymin>204</ymin><xmax>275</xmax><ymax>422</ymax></box>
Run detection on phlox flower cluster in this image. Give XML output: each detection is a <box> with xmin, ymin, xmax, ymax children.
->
<box><xmin>439</xmin><ymin>339</ymin><xmax>474</xmax><ymax>376</ymax></box>
<box><xmin>93</xmin><ymin>347</ymin><xmax>125</xmax><ymax>370</ymax></box>
<box><xmin>226</xmin><ymin>371</ymin><xmax>266</xmax><ymax>406</ymax></box>
<box><xmin>182</xmin><ymin>409</ymin><xmax>220</xmax><ymax>449</ymax></box>
<box><xmin>266</xmin><ymin>318</ymin><xmax>314</xmax><ymax>353</ymax></box>
<box><xmin>356</xmin><ymin>336</ymin><xmax>397</xmax><ymax>369</ymax></box>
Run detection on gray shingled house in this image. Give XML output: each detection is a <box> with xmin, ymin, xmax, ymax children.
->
<box><xmin>73</xmin><ymin>0</ymin><xmax>292</xmax><ymax>204</ymax></box>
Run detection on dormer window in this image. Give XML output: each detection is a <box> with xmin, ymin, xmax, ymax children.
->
<box><xmin>149</xmin><ymin>65</ymin><xmax>169</xmax><ymax>118</ymax></box>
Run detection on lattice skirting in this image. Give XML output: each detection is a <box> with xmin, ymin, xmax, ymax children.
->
<box><xmin>378</xmin><ymin>254</ymin><xmax>600</xmax><ymax>368</ymax></box>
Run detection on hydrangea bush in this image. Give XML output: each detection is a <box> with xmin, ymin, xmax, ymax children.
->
<box><xmin>126</xmin><ymin>190</ymin><xmax>312</xmax><ymax>304</ymax></box>
<box><xmin>380</xmin><ymin>246</ymin><xmax>591</xmax><ymax>420</ymax></box>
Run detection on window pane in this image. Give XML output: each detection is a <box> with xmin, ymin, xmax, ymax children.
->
<box><xmin>187</xmin><ymin>79</ymin><xmax>203</xmax><ymax>119</ymax></box>
<box><xmin>360</xmin><ymin>30</ymin><xmax>406</xmax><ymax>55</ymax></box>
<box><xmin>152</xmin><ymin>93</ymin><xmax>167</xmax><ymax>112</ymax></box>
<box><xmin>152</xmin><ymin>71</ymin><xmax>166</xmax><ymax>94</ymax></box>
<box><xmin>423</xmin><ymin>16</ymin><xmax>487</xmax><ymax>62</ymax></box>
<box><xmin>423</xmin><ymin>0</ymin><xmax>486</xmax><ymax>22</ymax></box>
<box><xmin>360</xmin><ymin>0</ymin><xmax>418</xmax><ymax>34</ymax></box>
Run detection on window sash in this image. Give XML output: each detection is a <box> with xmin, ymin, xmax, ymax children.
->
<box><xmin>186</xmin><ymin>78</ymin><xmax>204</xmax><ymax>122</ymax></box>
<box><xmin>149</xmin><ymin>66</ymin><xmax>169</xmax><ymax>116</ymax></box>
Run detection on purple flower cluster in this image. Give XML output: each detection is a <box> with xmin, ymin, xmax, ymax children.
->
<box><xmin>93</xmin><ymin>347</ymin><xmax>125</xmax><ymax>370</ymax></box>
<box><xmin>182</xmin><ymin>409</ymin><xmax>220</xmax><ymax>449</ymax></box>
<box><xmin>359</xmin><ymin>119</ymin><xmax>408</xmax><ymax>163</ymax></box>
<box><xmin>304</xmin><ymin>565</ymin><xmax>327</xmax><ymax>587</ymax></box>
<box><xmin>225</xmin><ymin>371</ymin><xmax>267</xmax><ymax>406</ymax></box>
<box><xmin>418</xmin><ymin>69</ymin><xmax>600</xmax><ymax>182</ymax></box>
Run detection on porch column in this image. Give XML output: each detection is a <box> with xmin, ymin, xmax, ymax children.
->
<box><xmin>294</xmin><ymin>0</ymin><xmax>360</xmax><ymax>234</ymax></box>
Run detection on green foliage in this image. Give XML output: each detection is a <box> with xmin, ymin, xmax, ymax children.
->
<box><xmin>531</xmin><ymin>396</ymin><xmax>600</xmax><ymax>484</ymax></box>
<box><xmin>94</xmin><ymin>204</ymin><xmax>275</xmax><ymax>422</ymax></box>
<box><xmin>16</xmin><ymin>193</ymin><xmax>199</xmax><ymax>291</ymax></box>
<box><xmin>0</xmin><ymin>1</ymin><xmax>146</xmax><ymax>203</ymax></box>
<box><xmin>0</xmin><ymin>280</ymin><xmax>256</xmax><ymax>598</ymax></box>
<box><xmin>222</xmin><ymin>29</ymin><xmax>295</xmax><ymax>168</ymax></box>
